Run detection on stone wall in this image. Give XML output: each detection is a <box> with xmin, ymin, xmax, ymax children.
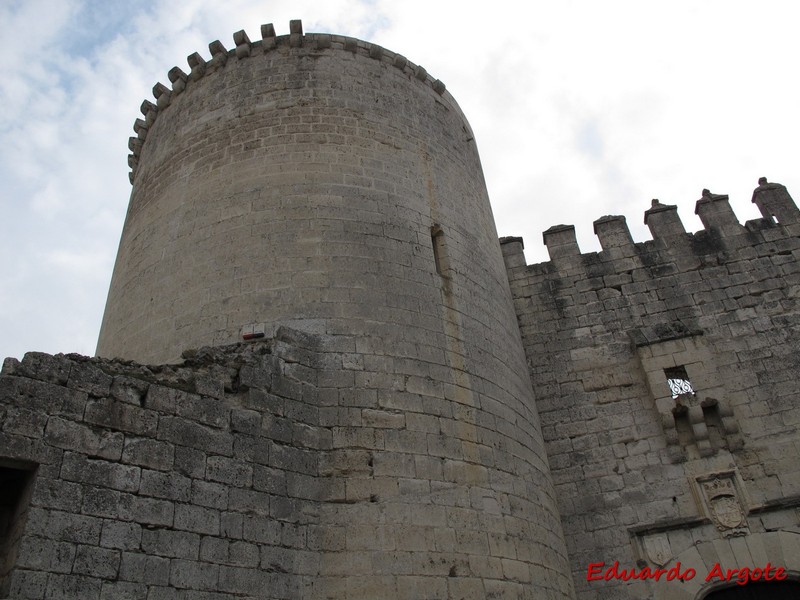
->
<box><xmin>1</xmin><ymin>330</ymin><xmax>327</xmax><ymax>599</ymax></box>
<box><xmin>1</xmin><ymin>324</ymin><xmax>575</xmax><ymax>598</ymax></box>
<box><xmin>503</xmin><ymin>180</ymin><xmax>800</xmax><ymax>598</ymax></box>
<box><xmin>7</xmin><ymin>16</ymin><xmax>800</xmax><ymax>600</ymax></box>
<box><xmin>97</xmin><ymin>21</ymin><xmax>488</xmax><ymax>366</ymax></box>
<box><xmin>83</xmin><ymin>20</ymin><xmax>576</xmax><ymax>599</ymax></box>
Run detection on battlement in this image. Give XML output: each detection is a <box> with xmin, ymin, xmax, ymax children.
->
<box><xmin>502</xmin><ymin>179</ymin><xmax>800</xmax><ymax>277</ymax></box>
<box><xmin>128</xmin><ymin>20</ymin><xmax>451</xmax><ymax>184</ymax></box>
<box><xmin>502</xmin><ymin>177</ymin><xmax>800</xmax><ymax>597</ymax></box>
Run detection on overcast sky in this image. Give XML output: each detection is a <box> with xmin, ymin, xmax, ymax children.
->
<box><xmin>1</xmin><ymin>0</ymin><xmax>799</xmax><ymax>362</ymax></box>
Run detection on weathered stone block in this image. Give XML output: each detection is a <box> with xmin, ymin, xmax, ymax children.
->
<box><xmin>61</xmin><ymin>453</ymin><xmax>141</xmax><ymax>492</ymax></box>
<box><xmin>122</xmin><ymin>437</ymin><xmax>174</xmax><ymax>471</ymax></box>
<box><xmin>45</xmin><ymin>416</ymin><xmax>123</xmax><ymax>460</ymax></box>
<box><xmin>119</xmin><ymin>551</ymin><xmax>171</xmax><ymax>584</ymax></box>
<box><xmin>228</xmin><ymin>488</ymin><xmax>270</xmax><ymax>515</ymax></box>
<box><xmin>139</xmin><ymin>469</ymin><xmax>190</xmax><ymax>502</ymax></box>
<box><xmin>17</xmin><ymin>353</ymin><xmax>71</xmax><ymax>385</ymax></box>
<box><xmin>174</xmin><ymin>504</ymin><xmax>220</xmax><ymax>536</ymax></box>
<box><xmin>73</xmin><ymin>544</ymin><xmax>120</xmax><ymax>579</ymax></box>
<box><xmin>100</xmin><ymin>521</ymin><xmax>142</xmax><ymax>551</ymax></box>
<box><xmin>45</xmin><ymin>574</ymin><xmax>102</xmax><ymax>600</ymax></box>
<box><xmin>141</xmin><ymin>529</ymin><xmax>200</xmax><ymax>560</ymax></box>
<box><xmin>206</xmin><ymin>455</ymin><xmax>253</xmax><ymax>487</ymax></box>
<box><xmin>191</xmin><ymin>479</ymin><xmax>229</xmax><ymax>510</ymax></box>
<box><xmin>16</xmin><ymin>537</ymin><xmax>76</xmax><ymax>573</ymax></box>
<box><xmin>175</xmin><ymin>394</ymin><xmax>228</xmax><ymax>429</ymax></box>
<box><xmin>158</xmin><ymin>417</ymin><xmax>233</xmax><ymax>456</ymax></box>
<box><xmin>169</xmin><ymin>559</ymin><xmax>219</xmax><ymax>591</ymax></box>
<box><xmin>99</xmin><ymin>580</ymin><xmax>148</xmax><ymax>600</ymax></box>
<box><xmin>6</xmin><ymin>569</ymin><xmax>48</xmax><ymax>599</ymax></box>
<box><xmin>85</xmin><ymin>398</ymin><xmax>158</xmax><ymax>436</ymax></box>
<box><xmin>45</xmin><ymin>511</ymin><xmax>103</xmax><ymax>544</ymax></box>
<box><xmin>67</xmin><ymin>361</ymin><xmax>113</xmax><ymax>397</ymax></box>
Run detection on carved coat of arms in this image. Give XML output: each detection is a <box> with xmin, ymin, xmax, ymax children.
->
<box><xmin>697</xmin><ymin>473</ymin><xmax>749</xmax><ymax>537</ymax></box>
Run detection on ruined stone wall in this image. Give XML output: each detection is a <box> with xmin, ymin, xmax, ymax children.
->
<box><xmin>503</xmin><ymin>181</ymin><xmax>800</xmax><ymax>599</ymax></box>
<box><xmin>1</xmin><ymin>330</ymin><xmax>332</xmax><ymax>599</ymax></box>
<box><xmin>1</xmin><ymin>329</ymin><xmax>576</xmax><ymax>599</ymax></box>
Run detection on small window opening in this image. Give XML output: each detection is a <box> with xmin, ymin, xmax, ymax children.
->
<box><xmin>672</xmin><ymin>403</ymin><xmax>694</xmax><ymax>448</ymax></box>
<box><xmin>431</xmin><ymin>224</ymin><xmax>449</xmax><ymax>277</ymax></box>
<box><xmin>665</xmin><ymin>366</ymin><xmax>694</xmax><ymax>398</ymax></box>
<box><xmin>0</xmin><ymin>463</ymin><xmax>37</xmax><ymax>598</ymax></box>
<box><xmin>702</xmin><ymin>399</ymin><xmax>725</xmax><ymax>450</ymax></box>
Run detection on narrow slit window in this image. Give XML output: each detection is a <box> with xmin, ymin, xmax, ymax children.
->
<box><xmin>672</xmin><ymin>404</ymin><xmax>694</xmax><ymax>448</ymax></box>
<box><xmin>431</xmin><ymin>225</ymin><xmax>449</xmax><ymax>277</ymax></box>
<box><xmin>702</xmin><ymin>400</ymin><xmax>725</xmax><ymax>450</ymax></box>
<box><xmin>664</xmin><ymin>366</ymin><xmax>694</xmax><ymax>398</ymax></box>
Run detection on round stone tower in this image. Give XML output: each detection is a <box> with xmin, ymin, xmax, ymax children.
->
<box><xmin>98</xmin><ymin>21</ymin><xmax>575</xmax><ymax>598</ymax></box>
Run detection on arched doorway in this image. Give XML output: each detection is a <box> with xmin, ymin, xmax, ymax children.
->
<box><xmin>703</xmin><ymin>580</ymin><xmax>800</xmax><ymax>599</ymax></box>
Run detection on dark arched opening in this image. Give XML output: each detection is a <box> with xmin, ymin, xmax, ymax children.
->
<box><xmin>703</xmin><ymin>580</ymin><xmax>800</xmax><ymax>600</ymax></box>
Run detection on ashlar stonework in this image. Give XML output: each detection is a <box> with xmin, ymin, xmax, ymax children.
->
<box><xmin>2</xmin><ymin>20</ymin><xmax>800</xmax><ymax>600</ymax></box>
<box><xmin>502</xmin><ymin>179</ymin><xmax>800</xmax><ymax>599</ymax></box>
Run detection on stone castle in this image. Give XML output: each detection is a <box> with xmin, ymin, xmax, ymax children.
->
<box><xmin>1</xmin><ymin>21</ymin><xmax>799</xmax><ymax>600</ymax></box>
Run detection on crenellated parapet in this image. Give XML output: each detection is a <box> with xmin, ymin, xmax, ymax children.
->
<box><xmin>127</xmin><ymin>19</ymin><xmax>450</xmax><ymax>183</ymax></box>
<box><xmin>504</xmin><ymin>178</ymin><xmax>800</xmax><ymax>463</ymax></box>
<box><xmin>752</xmin><ymin>176</ymin><xmax>800</xmax><ymax>225</ymax></box>
<box><xmin>503</xmin><ymin>178</ymin><xmax>800</xmax><ymax>465</ymax></box>
<box><xmin>504</xmin><ymin>180</ymin><xmax>800</xmax><ymax>596</ymax></box>
<box><xmin>503</xmin><ymin>179</ymin><xmax>800</xmax><ymax>279</ymax></box>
